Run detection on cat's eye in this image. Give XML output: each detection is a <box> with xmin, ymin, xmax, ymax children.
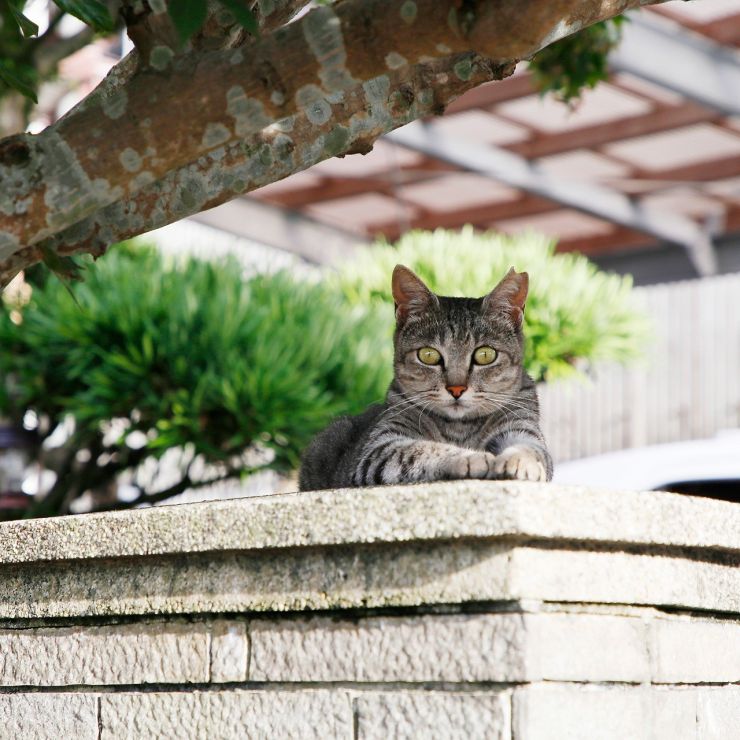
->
<box><xmin>473</xmin><ymin>346</ymin><xmax>497</xmax><ymax>365</ymax></box>
<box><xmin>417</xmin><ymin>347</ymin><xmax>442</xmax><ymax>365</ymax></box>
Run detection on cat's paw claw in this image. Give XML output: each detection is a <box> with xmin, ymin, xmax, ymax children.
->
<box><xmin>492</xmin><ymin>446</ymin><xmax>546</xmax><ymax>482</ymax></box>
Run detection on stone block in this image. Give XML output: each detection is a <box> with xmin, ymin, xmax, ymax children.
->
<box><xmin>0</xmin><ymin>539</ymin><xmax>513</xmax><ymax>619</ymax></box>
<box><xmin>650</xmin><ymin>618</ymin><xmax>740</xmax><ymax>683</ymax></box>
<box><xmin>510</xmin><ymin>546</ymin><xmax>740</xmax><ymax>614</ymax></box>
<box><xmin>513</xmin><ymin>685</ymin><xmax>697</xmax><ymax>740</ymax></box>
<box><xmin>249</xmin><ymin>613</ymin><xmax>524</xmax><ymax>682</ymax></box>
<box><xmin>210</xmin><ymin>621</ymin><xmax>248</xmax><ymax>682</ymax></box>
<box><xmin>1</xmin><ymin>482</ymin><xmax>739</xmax><ymax>621</ymax></box>
<box><xmin>524</xmin><ymin>612</ymin><xmax>650</xmax><ymax>682</ymax></box>
<box><xmin>696</xmin><ymin>688</ymin><xmax>740</xmax><ymax>740</ymax></box>
<box><xmin>100</xmin><ymin>689</ymin><xmax>352</xmax><ymax>739</ymax></box>
<box><xmin>0</xmin><ymin>621</ymin><xmax>208</xmax><ymax>686</ymax></box>
<box><xmin>1</xmin><ymin>482</ymin><xmax>736</xmax><ymax>566</ymax></box>
<box><xmin>0</xmin><ymin>693</ymin><xmax>97</xmax><ymax>739</ymax></box>
<box><xmin>355</xmin><ymin>691</ymin><xmax>510</xmax><ymax>740</ymax></box>
<box><xmin>249</xmin><ymin>611</ymin><xmax>650</xmax><ymax>684</ymax></box>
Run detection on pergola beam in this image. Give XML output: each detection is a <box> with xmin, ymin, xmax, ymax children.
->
<box><xmin>388</xmin><ymin>121</ymin><xmax>718</xmax><ymax>276</ymax></box>
<box><xmin>508</xmin><ymin>102</ymin><xmax>717</xmax><ymax>159</ymax></box>
<box><xmin>610</xmin><ymin>12</ymin><xmax>740</xmax><ymax>117</ymax></box>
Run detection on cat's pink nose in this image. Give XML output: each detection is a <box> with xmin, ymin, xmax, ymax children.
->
<box><xmin>446</xmin><ymin>385</ymin><xmax>467</xmax><ymax>399</ymax></box>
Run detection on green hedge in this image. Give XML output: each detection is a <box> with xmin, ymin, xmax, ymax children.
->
<box><xmin>0</xmin><ymin>246</ymin><xmax>388</xmax><ymax>516</ymax></box>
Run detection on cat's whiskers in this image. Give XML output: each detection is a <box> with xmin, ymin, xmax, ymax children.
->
<box><xmin>380</xmin><ymin>391</ymin><xmax>436</xmax><ymax>423</ymax></box>
<box><xmin>478</xmin><ymin>391</ymin><xmax>532</xmax><ymax>412</ymax></box>
<box><xmin>416</xmin><ymin>398</ymin><xmax>435</xmax><ymax>435</ymax></box>
<box><xmin>477</xmin><ymin>395</ymin><xmax>533</xmax><ymax>425</ymax></box>
<box><xmin>384</xmin><ymin>388</ymin><xmax>437</xmax><ymax>409</ymax></box>
<box><xmin>492</xmin><ymin>404</ymin><xmax>532</xmax><ymax>421</ymax></box>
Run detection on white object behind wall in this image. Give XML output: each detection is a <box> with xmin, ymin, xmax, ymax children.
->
<box><xmin>540</xmin><ymin>271</ymin><xmax>740</xmax><ymax>463</ymax></box>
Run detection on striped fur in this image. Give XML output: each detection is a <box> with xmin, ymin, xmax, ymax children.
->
<box><xmin>299</xmin><ymin>267</ymin><xmax>553</xmax><ymax>491</ymax></box>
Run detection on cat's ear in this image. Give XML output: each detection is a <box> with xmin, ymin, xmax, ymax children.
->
<box><xmin>482</xmin><ymin>267</ymin><xmax>529</xmax><ymax>328</ymax></box>
<box><xmin>392</xmin><ymin>265</ymin><xmax>438</xmax><ymax>327</ymax></box>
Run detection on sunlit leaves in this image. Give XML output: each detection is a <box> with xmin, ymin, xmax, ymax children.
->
<box><xmin>530</xmin><ymin>17</ymin><xmax>626</xmax><ymax>103</ymax></box>
<box><xmin>0</xmin><ymin>244</ymin><xmax>388</xmax><ymax>490</ymax></box>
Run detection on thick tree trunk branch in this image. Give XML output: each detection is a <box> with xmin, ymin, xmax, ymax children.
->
<box><xmin>39</xmin><ymin>53</ymin><xmax>511</xmax><ymax>265</ymax></box>
<box><xmin>0</xmin><ymin>0</ymin><xmax>664</xmax><ymax>286</ymax></box>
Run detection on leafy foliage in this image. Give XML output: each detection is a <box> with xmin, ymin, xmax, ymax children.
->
<box><xmin>167</xmin><ymin>0</ymin><xmax>209</xmax><ymax>42</ymax></box>
<box><xmin>213</xmin><ymin>0</ymin><xmax>258</xmax><ymax>36</ymax></box>
<box><xmin>529</xmin><ymin>17</ymin><xmax>626</xmax><ymax>103</ymax></box>
<box><xmin>6</xmin><ymin>1</ymin><xmax>38</xmax><ymax>37</ymax></box>
<box><xmin>0</xmin><ymin>245</ymin><xmax>388</xmax><ymax>516</ymax></box>
<box><xmin>1</xmin><ymin>0</ymin><xmax>113</xmax><ymax>38</ymax></box>
<box><xmin>0</xmin><ymin>0</ymin><xmax>114</xmax><ymax>105</ymax></box>
<box><xmin>337</xmin><ymin>227</ymin><xmax>650</xmax><ymax>382</ymax></box>
<box><xmin>0</xmin><ymin>0</ymin><xmax>42</xmax><ymax>102</ymax></box>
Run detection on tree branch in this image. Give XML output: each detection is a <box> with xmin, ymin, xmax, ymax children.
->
<box><xmin>54</xmin><ymin>0</ymin><xmax>307</xmax><ymax>127</ymax></box>
<box><xmin>40</xmin><ymin>53</ymin><xmax>512</xmax><ymax>264</ymax></box>
<box><xmin>123</xmin><ymin>0</ymin><xmax>310</xmax><ymax>66</ymax></box>
<box><xmin>0</xmin><ymin>0</ymin><xmax>665</xmax><ymax>286</ymax></box>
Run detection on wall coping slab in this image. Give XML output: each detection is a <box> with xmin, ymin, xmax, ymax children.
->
<box><xmin>0</xmin><ymin>482</ymin><xmax>738</xmax><ymax>620</ymax></box>
<box><xmin>1</xmin><ymin>481</ymin><xmax>738</xmax><ymax>564</ymax></box>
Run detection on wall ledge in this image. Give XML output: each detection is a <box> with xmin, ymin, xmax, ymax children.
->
<box><xmin>2</xmin><ymin>481</ymin><xmax>738</xmax><ymax>565</ymax></box>
<box><xmin>1</xmin><ymin>482</ymin><xmax>739</xmax><ymax>620</ymax></box>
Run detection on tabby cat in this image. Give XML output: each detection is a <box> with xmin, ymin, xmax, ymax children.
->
<box><xmin>299</xmin><ymin>265</ymin><xmax>553</xmax><ymax>490</ymax></box>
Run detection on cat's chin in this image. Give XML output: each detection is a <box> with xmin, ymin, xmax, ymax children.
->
<box><xmin>436</xmin><ymin>401</ymin><xmax>480</xmax><ymax>420</ymax></box>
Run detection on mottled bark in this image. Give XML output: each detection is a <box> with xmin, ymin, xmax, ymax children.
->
<box><xmin>42</xmin><ymin>53</ymin><xmax>512</xmax><ymax>264</ymax></box>
<box><xmin>0</xmin><ymin>0</ymin><xmax>664</xmax><ymax>287</ymax></box>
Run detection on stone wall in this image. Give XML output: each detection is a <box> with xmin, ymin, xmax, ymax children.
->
<box><xmin>1</xmin><ymin>481</ymin><xmax>738</xmax><ymax>738</ymax></box>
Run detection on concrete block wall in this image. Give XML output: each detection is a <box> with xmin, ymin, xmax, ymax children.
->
<box><xmin>0</xmin><ymin>481</ymin><xmax>738</xmax><ymax>738</ymax></box>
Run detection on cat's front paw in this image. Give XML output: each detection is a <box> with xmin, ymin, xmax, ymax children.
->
<box><xmin>440</xmin><ymin>450</ymin><xmax>499</xmax><ymax>480</ymax></box>
<box><xmin>492</xmin><ymin>446</ymin><xmax>546</xmax><ymax>482</ymax></box>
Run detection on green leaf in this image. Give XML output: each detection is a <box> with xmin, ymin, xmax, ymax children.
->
<box><xmin>216</xmin><ymin>0</ymin><xmax>258</xmax><ymax>36</ymax></box>
<box><xmin>530</xmin><ymin>17</ymin><xmax>625</xmax><ymax>103</ymax></box>
<box><xmin>168</xmin><ymin>0</ymin><xmax>208</xmax><ymax>42</ymax></box>
<box><xmin>0</xmin><ymin>59</ymin><xmax>37</xmax><ymax>102</ymax></box>
<box><xmin>7</xmin><ymin>2</ymin><xmax>39</xmax><ymax>37</ymax></box>
<box><xmin>51</xmin><ymin>0</ymin><xmax>113</xmax><ymax>32</ymax></box>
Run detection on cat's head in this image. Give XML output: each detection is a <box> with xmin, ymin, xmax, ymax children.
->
<box><xmin>391</xmin><ymin>264</ymin><xmax>528</xmax><ymax>419</ymax></box>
